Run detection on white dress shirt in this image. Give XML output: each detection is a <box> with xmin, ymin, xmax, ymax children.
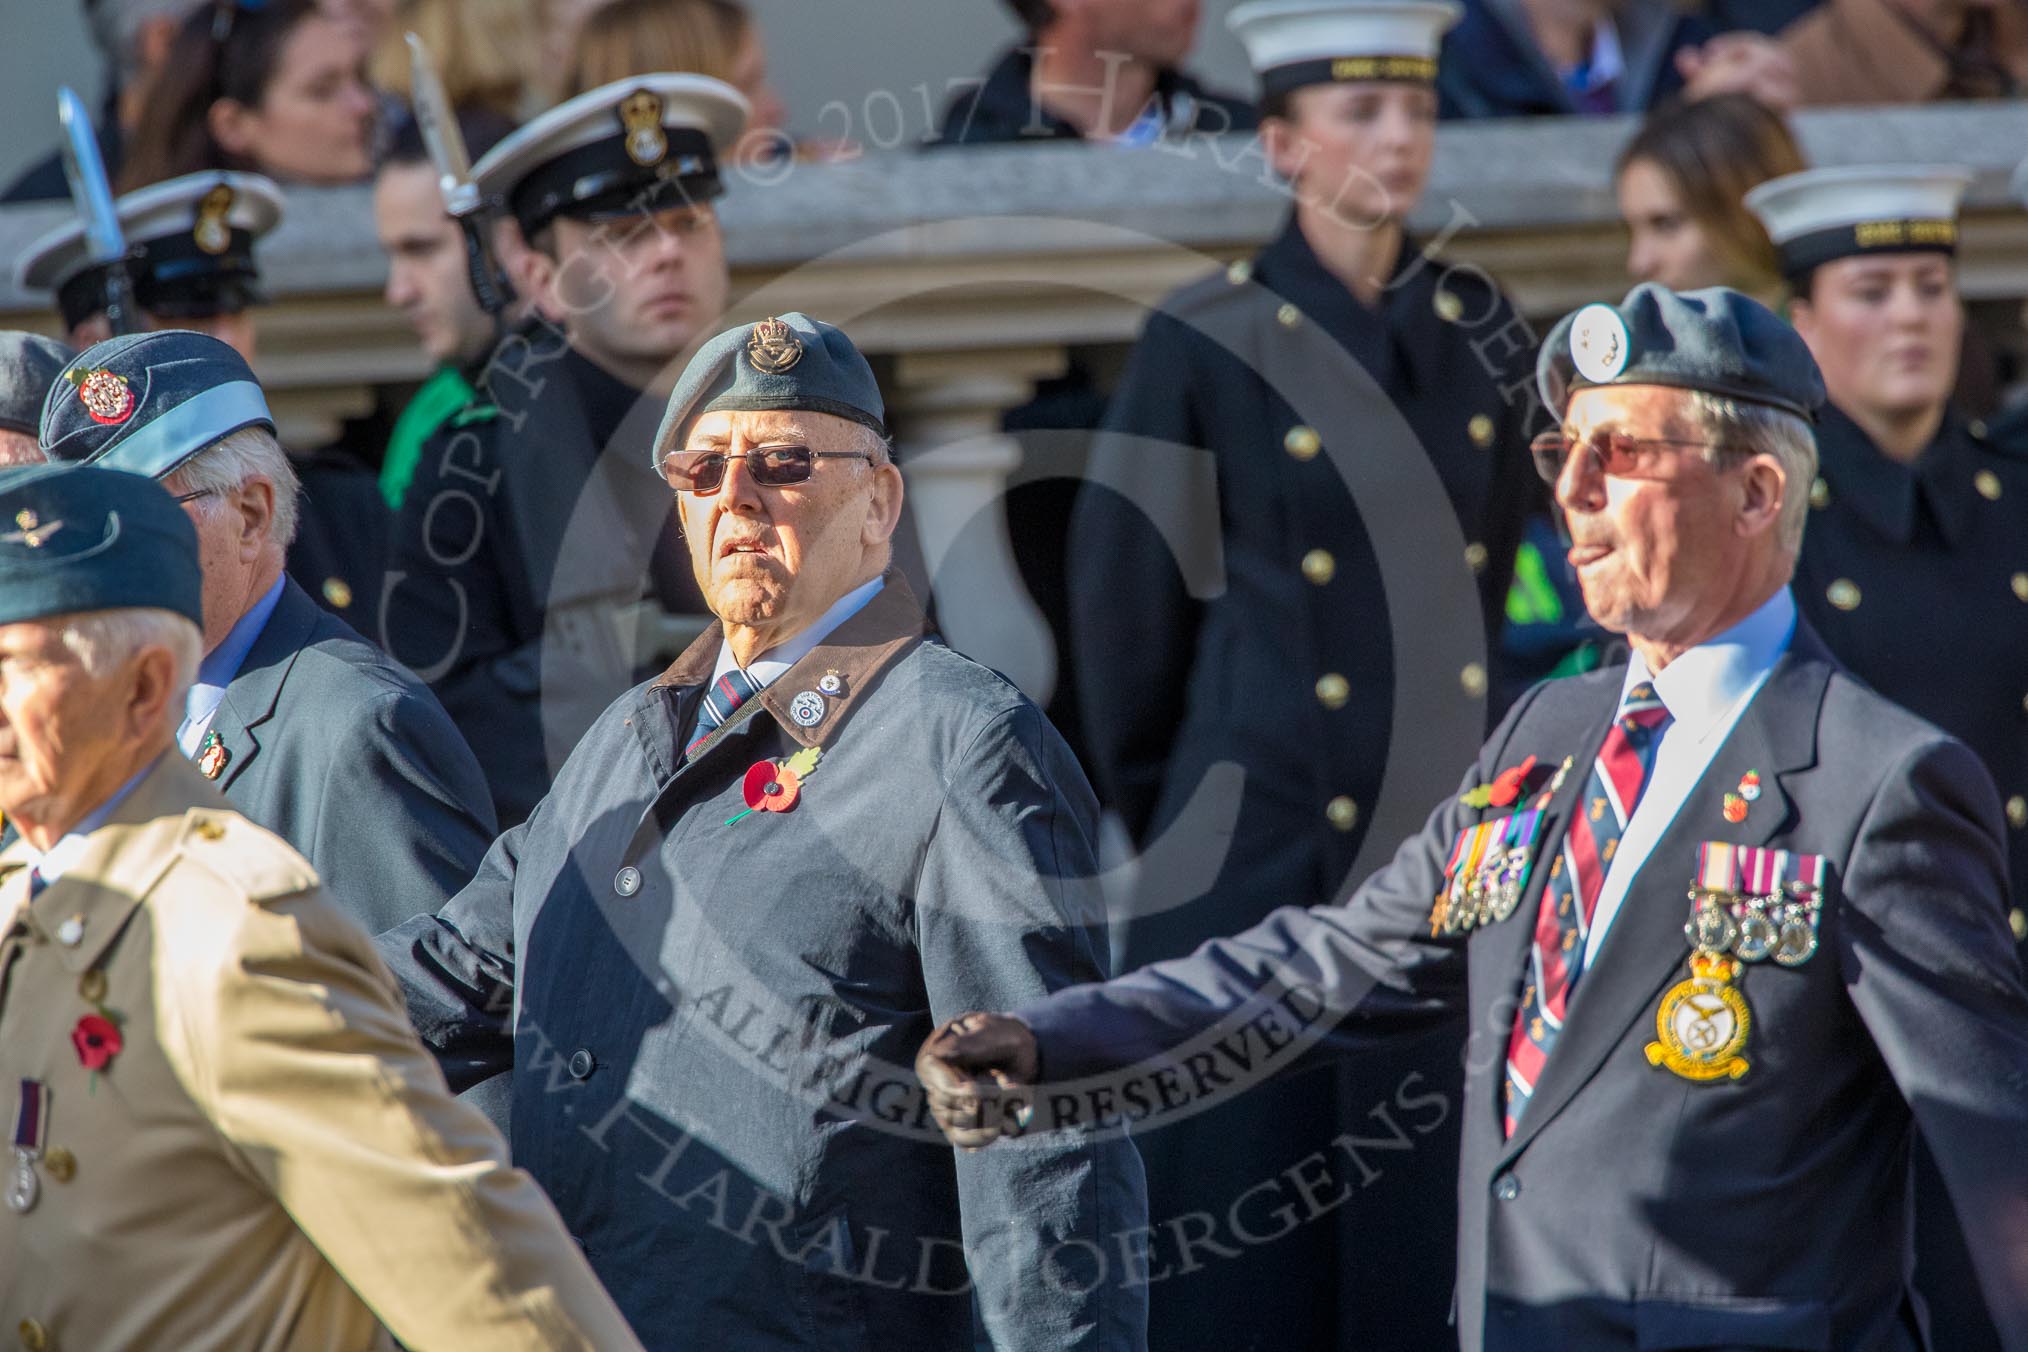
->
<box><xmin>1583</xmin><ymin>588</ymin><xmax>1796</xmax><ymax>968</ymax></box>
<box><xmin>701</xmin><ymin>575</ymin><xmax>885</xmax><ymax>718</ymax></box>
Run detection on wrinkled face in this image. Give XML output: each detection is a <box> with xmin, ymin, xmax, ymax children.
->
<box><xmin>374</xmin><ymin>162</ymin><xmax>492</xmax><ymax>366</ymax></box>
<box><xmin>668</xmin><ymin>408</ymin><xmax>901</xmax><ymax>633</ymax></box>
<box><xmin>1791</xmin><ymin>253</ymin><xmax>1961</xmax><ymax>424</ymax></box>
<box><xmin>540</xmin><ymin>204</ymin><xmax>731</xmax><ymax>375</ymax></box>
<box><xmin>1086</xmin><ymin>0</ymin><xmax>1201</xmax><ymax>68</ymax></box>
<box><xmin>1269</xmin><ymin>82</ymin><xmax>1438</xmax><ymax>228</ymax></box>
<box><xmin>1553</xmin><ymin>385</ymin><xmax>1749</xmax><ymax>643</ymax></box>
<box><xmin>0</xmin><ymin>620</ymin><xmax>127</xmax><ymax>824</ymax></box>
<box><xmin>1618</xmin><ymin>157</ymin><xmax>1725</xmax><ymax>291</ymax></box>
<box><xmin>0</xmin><ymin>431</ymin><xmax>44</xmax><ymax>468</ymax></box>
<box><xmin>219</xmin><ymin>14</ymin><xmax>376</xmax><ymax>183</ymax></box>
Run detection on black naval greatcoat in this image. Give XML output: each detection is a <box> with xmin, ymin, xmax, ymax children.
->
<box><xmin>381</xmin><ymin>323</ymin><xmax>706</xmax><ymax>828</ymax></box>
<box><xmin>286</xmin><ymin>445</ymin><xmax>388</xmax><ymax>623</ymax></box>
<box><xmin>1792</xmin><ymin>402</ymin><xmax>2028</xmax><ymax>1352</ymax></box>
<box><xmin>1067</xmin><ymin>214</ymin><xmax>1542</xmax><ymax>1351</ymax></box>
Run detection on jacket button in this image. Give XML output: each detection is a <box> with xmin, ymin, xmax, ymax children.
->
<box><xmin>1976</xmin><ymin>470</ymin><xmax>2003</xmax><ymax>501</ymax></box>
<box><xmin>1325</xmin><ymin>797</ymin><xmax>1359</xmax><ymax>832</ymax></box>
<box><xmin>1300</xmin><ymin>548</ymin><xmax>1336</xmax><ymax>585</ymax></box>
<box><xmin>1434</xmin><ymin>289</ymin><xmax>1464</xmax><ymax>323</ymax></box>
<box><xmin>2007</xmin><ymin>796</ymin><xmax>2027</xmax><ymax>831</ymax></box>
<box><xmin>1809</xmin><ymin>477</ymin><xmax>1830</xmax><ymax>510</ymax></box>
<box><xmin>2012</xmin><ymin>573</ymin><xmax>2028</xmax><ymax>603</ymax></box>
<box><xmin>1315</xmin><ymin>673</ymin><xmax>1350</xmax><ymax>710</ymax></box>
<box><xmin>17</xmin><ymin>1319</ymin><xmax>47</xmax><ymax>1351</ymax></box>
<box><xmin>2011</xmin><ymin>910</ymin><xmax>2027</xmax><ymax>943</ymax></box>
<box><xmin>1226</xmin><ymin>259</ymin><xmax>1252</xmax><ymax>285</ymax></box>
<box><xmin>1460</xmin><ymin>662</ymin><xmax>1488</xmax><ymax>698</ymax></box>
<box><xmin>1970</xmin><ymin>418</ymin><xmax>1990</xmax><ymax>440</ymax></box>
<box><xmin>568</xmin><ymin>1049</ymin><xmax>596</xmax><ymax>1080</ymax></box>
<box><xmin>613</xmin><ymin>867</ymin><xmax>641</xmax><ymax>897</ymax></box>
<box><xmin>42</xmin><ymin>1148</ymin><xmax>74</xmax><ymax>1184</ymax></box>
<box><xmin>1284</xmin><ymin>425</ymin><xmax>1320</xmax><ymax>461</ymax></box>
<box><xmin>1468</xmin><ymin>414</ymin><xmax>1495</xmax><ymax>448</ymax></box>
<box><xmin>1826</xmin><ymin>579</ymin><xmax>1861</xmax><ymax>611</ymax></box>
<box><xmin>1464</xmin><ymin>542</ymin><xmax>1488</xmax><ymax>574</ymax></box>
<box><xmin>1276</xmin><ymin>303</ymin><xmax>1302</xmax><ymax>329</ymax></box>
<box><xmin>1492</xmin><ymin>1173</ymin><xmax>1520</xmax><ymax>1202</ymax></box>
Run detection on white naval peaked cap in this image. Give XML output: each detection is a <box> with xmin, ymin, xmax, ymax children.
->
<box><xmin>15</xmin><ymin>170</ymin><xmax>285</xmax><ymax>295</ymax></box>
<box><xmin>1226</xmin><ymin>0</ymin><xmax>1461</xmax><ymax>96</ymax></box>
<box><xmin>1743</xmin><ymin>164</ymin><xmax>1973</xmax><ymax>280</ymax></box>
<box><xmin>471</xmin><ymin>73</ymin><xmax>749</xmax><ymax>237</ymax></box>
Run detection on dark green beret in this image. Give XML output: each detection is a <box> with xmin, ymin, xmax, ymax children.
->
<box><xmin>0</xmin><ymin>332</ymin><xmax>75</xmax><ymax>438</ymax></box>
<box><xmin>0</xmin><ymin>462</ymin><xmax>203</xmax><ymax>628</ymax></box>
<box><xmin>40</xmin><ymin>329</ymin><xmax>275</xmax><ymax>478</ymax></box>
<box><xmin>1537</xmin><ymin>284</ymin><xmax>1825</xmax><ymax>422</ymax></box>
<box><xmin>651</xmin><ymin>312</ymin><xmax>885</xmax><ymax>468</ymax></box>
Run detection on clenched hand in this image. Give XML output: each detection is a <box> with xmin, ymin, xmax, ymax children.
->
<box><xmin>915</xmin><ymin>1012</ymin><xmax>1040</xmax><ymax>1149</ymax></box>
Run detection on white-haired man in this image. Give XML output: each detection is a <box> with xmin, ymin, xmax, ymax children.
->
<box><xmin>39</xmin><ymin>331</ymin><xmax>497</xmax><ymax>940</ymax></box>
<box><xmin>0</xmin><ymin>460</ymin><xmax>642</xmax><ymax>1350</ymax></box>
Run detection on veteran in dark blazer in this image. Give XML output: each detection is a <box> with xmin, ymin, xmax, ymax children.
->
<box><xmin>39</xmin><ymin>331</ymin><xmax>496</xmax><ymax>937</ymax></box>
<box><xmin>380</xmin><ymin>313</ymin><xmax>1148</xmax><ymax>1352</ymax></box>
<box><xmin>923</xmin><ymin>285</ymin><xmax>2028</xmax><ymax>1352</ymax></box>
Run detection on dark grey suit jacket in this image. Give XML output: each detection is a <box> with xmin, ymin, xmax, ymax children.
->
<box><xmin>210</xmin><ymin>576</ymin><xmax>497</xmax><ymax>934</ymax></box>
<box><xmin>1022</xmin><ymin>620</ymin><xmax>2028</xmax><ymax>1351</ymax></box>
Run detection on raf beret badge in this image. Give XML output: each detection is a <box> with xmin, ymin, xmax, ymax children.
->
<box><xmin>1569</xmin><ymin>303</ymin><xmax>1631</xmax><ymax>385</ymax></box>
<box><xmin>193</xmin><ymin>183</ymin><xmax>235</xmax><ymax>255</ymax></box>
<box><xmin>746</xmin><ymin>317</ymin><xmax>804</xmax><ymax>375</ymax></box>
<box><xmin>620</xmin><ymin>89</ymin><xmax>669</xmax><ymax>167</ymax></box>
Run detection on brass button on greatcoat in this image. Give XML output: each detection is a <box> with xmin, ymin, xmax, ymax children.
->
<box><xmin>195</xmin><ymin>819</ymin><xmax>225</xmax><ymax>841</ymax></box>
<box><xmin>1315</xmin><ymin>674</ymin><xmax>1350</xmax><ymax>710</ymax></box>
<box><xmin>321</xmin><ymin>577</ymin><xmax>353</xmax><ymax>609</ymax></box>
<box><xmin>18</xmin><ymin>1318</ymin><xmax>47</xmax><ymax>1352</ymax></box>
<box><xmin>78</xmin><ymin>970</ymin><xmax>107</xmax><ymax>1004</ymax></box>
<box><xmin>1464</xmin><ymin>542</ymin><xmax>1489</xmax><ymax>574</ymax></box>
<box><xmin>1300</xmin><ymin>549</ymin><xmax>1336</xmax><ymax>585</ymax></box>
<box><xmin>1434</xmin><ymin>290</ymin><xmax>1464</xmax><ymax>323</ymax></box>
<box><xmin>1226</xmin><ymin>259</ymin><xmax>1252</xmax><ymax>285</ymax></box>
<box><xmin>2007</xmin><ymin>796</ymin><xmax>2028</xmax><ymax>831</ymax></box>
<box><xmin>1460</xmin><ymin>662</ymin><xmax>1488</xmax><ymax>698</ymax></box>
<box><xmin>42</xmin><ymin>1148</ymin><xmax>74</xmax><ymax>1185</ymax></box>
<box><xmin>1970</xmin><ymin>418</ymin><xmax>1990</xmax><ymax>440</ymax></box>
<box><xmin>1976</xmin><ymin>470</ymin><xmax>2003</xmax><ymax>501</ymax></box>
<box><xmin>1284</xmin><ymin>425</ymin><xmax>1320</xmax><ymax>461</ymax></box>
<box><xmin>1809</xmin><ymin>477</ymin><xmax>1830</xmax><ymax>510</ymax></box>
<box><xmin>2013</xmin><ymin>909</ymin><xmax>2028</xmax><ymax>943</ymax></box>
<box><xmin>1325</xmin><ymin>797</ymin><xmax>1360</xmax><ymax>832</ymax></box>
<box><xmin>1468</xmin><ymin>414</ymin><xmax>1495</xmax><ymax>449</ymax></box>
<box><xmin>1826</xmin><ymin>579</ymin><xmax>1861</xmax><ymax>611</ymax></box>
<box><xmin>1276</xmin><ymin>303</ymin><xmax>1302</xmax><ymax>329</ymax></box>
<box><xmin>2012</xmin><ymin>573</ymin><xmax>2028</xmax><ymax>603</ymax></box>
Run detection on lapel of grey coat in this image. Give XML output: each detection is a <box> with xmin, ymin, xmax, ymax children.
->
<box><xmin>207</xmin><ymin>578</ymin><xmax>319</xmax><ymax>792</ymax></box>
<box><xmin>1499</xmin><ymin>632</ymin><xmax>1830</xmax><ymax>1161</ymax></box>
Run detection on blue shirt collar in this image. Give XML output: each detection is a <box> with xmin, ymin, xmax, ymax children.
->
<box><xmin>24</xmin><ymin>757</ymin><xmax>158</xmax><ymax>884</ymax></box>
<box><xmin>710</xmin><ymin>576</ymin><xmax>886</xmax><ymax>693</ymax></box>
<box><xmin>180</xmin><ymin>573</ymin><xmax>286</xmax><ymax>751</ymax></box>
<box><xmin>1623</xmin><ymin>587</ymin><xmax>1797</xmax><ymax>740</ymax></box>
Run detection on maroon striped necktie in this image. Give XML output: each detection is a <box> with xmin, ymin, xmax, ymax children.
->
<box><xmin>1503</xmin><ymin>683</ymin><xmax>1671</xmax><ymax>1136</ymax></box>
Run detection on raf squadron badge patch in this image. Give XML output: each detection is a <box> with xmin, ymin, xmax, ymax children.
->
<box><xmin>1648</xmin><ymin>843</ymin><xmax>1829</xmax><ymax>1082</ymax></box>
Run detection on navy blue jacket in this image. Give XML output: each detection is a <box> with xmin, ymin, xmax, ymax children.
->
<box><xmin>1439</xmin><ymin>0</ymin><xmax>1712</xmax><ymax>118</ymax></box>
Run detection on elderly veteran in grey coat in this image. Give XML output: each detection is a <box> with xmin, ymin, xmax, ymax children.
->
<box><xmin>38</xmin><ymin>331</ymin><xmax>496</xmax><ymax>937</ymax></box>
<box><xmin>0</xmin><ymin>333</ymin><xmax>71</xmax><ymax>467</ymax></box>
<box><xmin>0</xmin><ymin>463</ymin><xmax>641</xmax><ymax>1352</ymax></box>
<box><xmin>380</xmin><ymin>313</ymin><xmax>1149</xmax><ymax>1352</ymax></box>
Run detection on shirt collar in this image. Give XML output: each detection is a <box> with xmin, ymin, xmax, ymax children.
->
<box><xmin>22</xmin><ymin>758</ymin><xmax>157</xmax><ymax>886</ymax></box>
<box><xmin>709</xmin><ymin>575</ymin><xmax>886</xmax><ymax>693</ymax></box>
<box><xmin>1566</xmin><ymin>18</ymin><xmax>1625</xmax><ymax>92</ymax></box>
<box><xmin>1622</xmin><ymin>587</ymin><xmax>1796</xmax><ymax>742</ymax></box>
<box><xmin>181</xmin><ymin>572</ymin><xmax>286</xmax><ymax>746</ymax></box>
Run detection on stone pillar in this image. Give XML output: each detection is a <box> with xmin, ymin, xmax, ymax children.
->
<box><xmin>888</xmin><ymin>346</ymin><xmax>1066</xmax><ymax>703</ymax></box>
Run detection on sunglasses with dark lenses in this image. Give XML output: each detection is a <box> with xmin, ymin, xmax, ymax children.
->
<box><xmin>662</xmin><ymin>445</ymin><xmax>875</xmax><ymax>494</ymax></box>
<box><xmin>1528</xmin><ymin>429</ymin><xmax>1736</xmax><ymax>485</ymax></box>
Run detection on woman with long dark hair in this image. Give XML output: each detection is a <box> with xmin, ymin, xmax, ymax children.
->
<box><xmin>119</xmin><ymin>0</ymin><xmax>378</xmax><ymax>191</ymax></box>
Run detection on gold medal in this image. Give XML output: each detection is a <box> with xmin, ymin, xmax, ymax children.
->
<box><xmin>1646</xmin><ymin>951</ymin><xmax>1751</xmax><ymax>1082</ymax></box>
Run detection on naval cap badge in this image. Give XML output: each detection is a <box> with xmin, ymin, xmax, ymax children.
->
<box><xmin>193</xmin><ymin>182</ymin><xmax>235</xmax><ymax>255</ymax></box>
<box><xmin>747</xmin><ymin>316</ymin><xmax>804</xmax><ymax>375</ymax></box>
<box><xmin>619</xmin><ymin>88</ymin><xmax>669</xmax><ymax>167</ymax></box>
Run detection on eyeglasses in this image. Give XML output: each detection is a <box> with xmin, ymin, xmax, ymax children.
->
<box><xmin>662</xmin><ymin>445</ymin><xmax>875</xmax><ymax>495</ymax></box>
<box><xmin>172</xmin><ymin>488</ymin><xmax>216</xmax><ymax>505</ymax></box>
<box><xmin>1528</xmin><ymin>429</ymin><xmax>1740</xmax><ymax>485</ymax></box>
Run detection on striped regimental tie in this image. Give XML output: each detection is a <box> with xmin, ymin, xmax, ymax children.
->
<box><xmin>684</xmin><ymin>667</ymin><xmax>763</xmax><ymax>761</ymax></box>
<box><xmin>1503</xmin><ymin>682</ymin><xmax>1671</xmax><ymax>1136</ymax></box>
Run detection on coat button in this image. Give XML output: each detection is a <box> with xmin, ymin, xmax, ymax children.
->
<box><xmin>54</xmin><ymin>916</ymin><xmax>83</xmax><ymax>948</ymax></box>
<box><xmin>321</xmin><ymin>577</ymin><xmax>353</xmax><ymax>609</ymax></box>
<box><xmin>1976</xmin><ymin>470</ymin><xmax>2003</xmax><ymax>501</ymax></box>
<box><xmin>613</xmin><ymin>867</ymin><xmax>641</xmax><ymax>897</ymax></box>
<box><xmin>1226</xmin><ymin>258</ymin><xmax>1252</xmax><ymax>285</ymax></box>
<box><xmin>1460</xmin><ymin>662</ymin><xmax>1488</xmax><ymax>698</ymax></box>
<box><xmin>2012</xmin><ymin>909</ymin><xmax>2028</xmax><ymax>943</ymax></box>
<box><xmin>568</xmin><ymin>1049</ymin><xmax>596</xmax><ymax>1080</ymax></box>
<box><xmin>1809</xmin><ymin>477</ymin><xmax>1830</xmax><ymax>510</ymax></box>
<box><xmin>1283</xmin><ymin>425</ymin><xmax>1320</xmax><ymax>461</ymax></box>
<box><xmin>1276</xmin><ymin>303</ymin><xmax>1302</xmax><ymax>329</ymax></box>
<box><xmin>1300</xmin><ymin>548</ymin><xmax>1336</xmax><ymax>585</ymax></box>
<box><xmin>1492</xmin><ymin>1173</ymin><xmax>1520</xmax><ymax>1202</ymax></box>
<box><xmin>2007</xmin><ymin>796</ymin><xmax>2027</xmax><ymax>831</ymax></box>
<box><xmin>1434</xmin><ymin>289</ymin><xmax>1464</xmax><ymax>323</ymax></box>
<box><xmin>2012</xmin><ymin>573</ymin><xmax>2028</xmax><ymax>603</ymax></box>
<box><xmin>1970</xmin><ymin>418</ymin><xmax>1990</xmax><ymax>440</ymax></box>
<box><xmin>1468</xmin><ymin>414</ymin><xmax>1495</xmax><ymax>449</ymax></box>
<box><xmin>1325</xmin><ymin>796</ymin><xmax>1359</xmax><ymax>832</ymax></box>
<box><xmin>1826</xmin><ymin>579</ymin><xmax>1861</xmax><ymax>611</ymax></box>
<box><xmin>77</xmin><ymin>971</ymin><xmax>106</xmax><ymax>1004</ymax></box>
<box><xmin>1464</xmin><ymin>542</ymin><xmax>1488</xmax><ymax>574</ymax></box>
<box><xmin>1315</xmin><ymin>674</ymin><xmax>1350</xmax><ymax>710</ymax></box>
<box><xmin>42</xmin><ymin>1148</ymin><xmax>74</xmax><ymax>1184</ymax></box>
<box><xmin>17</xmin><ymin>1319</ymin><xmax>47</xmax><ymax>1351</ymax></box>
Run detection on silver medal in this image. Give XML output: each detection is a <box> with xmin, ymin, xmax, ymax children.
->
<box><xmin>7</xmin><ymin>1150</ymin><xmax>38</xmax><ymax>1214</ymax></box>
<box><xmin>1773</xmin><ymin>918</ymin><xmax>1818</xmax><ymax>967</ymax></box>
<box><xmin>1734</xmin><ymin>902</ymin><xmax>1776</xmax><ymax>963</ymax></box>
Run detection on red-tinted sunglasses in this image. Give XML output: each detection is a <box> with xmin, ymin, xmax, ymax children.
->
<box><xmin>661</xmin><ymin>445</ymin><xmax>874</xmax><ymax>494</ymax></box>
<box><xmin>1528</xmin><ymin>429</ymin><xmax>1739</xmax><ymax>485</ymax></box>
